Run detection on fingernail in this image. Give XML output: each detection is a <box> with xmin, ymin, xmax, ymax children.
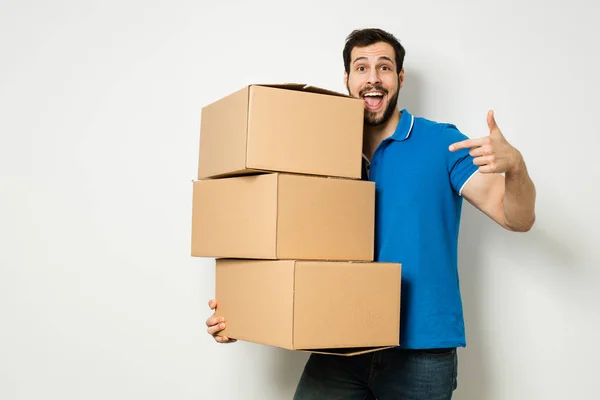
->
<box><xmin>219</xmin><ymin>323</ymin><xmax>225</xmax><ymax>329</ymax></box>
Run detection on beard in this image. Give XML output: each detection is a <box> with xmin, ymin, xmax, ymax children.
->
<box><xmin>364</xmin><ymin>88</ymin><xmax>399</xmax><ymax>126</ymax></box>
<box><xmin>347</xmin><ymin>79</ymin><xmax>400</xmax><ymax>126</ymax></box>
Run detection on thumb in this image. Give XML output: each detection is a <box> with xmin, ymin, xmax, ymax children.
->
<box><xmin>487</xmin><ymin>110</ymin><xmax>500</xmax><ymax>136</ymax></box>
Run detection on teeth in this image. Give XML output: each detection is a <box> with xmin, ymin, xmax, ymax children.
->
<box><xmin>364</xmin><ymin>92</ymin><xmax>383</xmax><ymax>97</ymax></box>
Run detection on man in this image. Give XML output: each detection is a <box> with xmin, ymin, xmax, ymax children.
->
<box><xmin>205</xmin><ymin>28</ymin><xmax>536</xmax><ymax>399</ymax></box>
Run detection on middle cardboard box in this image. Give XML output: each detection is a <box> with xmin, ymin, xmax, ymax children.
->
<box><xmin>191</xmin><ymin>172</ymin><xmax>375</xmax><ymax>261</ymax></box>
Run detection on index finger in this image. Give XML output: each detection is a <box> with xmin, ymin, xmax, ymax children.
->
<box><xmin>449</xmin><ymin>137</ymin><xmax>488</xmax><ymax>152</ymax></box>
<box><xmin>206</xmin><ymin>315</ymin><xmax>223</xmax><ymax>327</ymax></box>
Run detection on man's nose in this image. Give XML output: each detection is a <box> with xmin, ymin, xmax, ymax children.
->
<box><xmin>367</xmin><ymin>69</ymin><xmax>381</xmax><ymax>85</ymax></box>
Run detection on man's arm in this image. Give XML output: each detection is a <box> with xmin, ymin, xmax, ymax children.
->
<box><xmin>450</xmin><ymin>110</ymin><xmax>536</xmax><ymax>232</ymax></box>
<box><xmin>460</xmin><ymin>158</ymin><xmax>536</xmax><ymax>231</ymax></box>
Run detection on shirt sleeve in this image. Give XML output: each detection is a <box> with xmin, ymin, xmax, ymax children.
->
<box><xmin>443</xmin><ymin>124</ymin><xmax>480</xmax><ymax>196</ymax></box>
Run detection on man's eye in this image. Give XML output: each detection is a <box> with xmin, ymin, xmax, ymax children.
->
<box><xmin>357</xmin><ymin>66</ymin><xmax>366</xmax><ymax>72</ymax></box>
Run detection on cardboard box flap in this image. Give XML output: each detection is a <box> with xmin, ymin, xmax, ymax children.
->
<box><xmin>304</xmin><ymin>346</ymin><xmax>397</xmax><ymax>357</ymax></box>
<box><xmin>252</xmin><ymin>83</ymin><xmax>351</xmax><ymax>98</ymax></box>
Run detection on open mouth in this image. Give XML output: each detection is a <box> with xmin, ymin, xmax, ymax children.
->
<box><xmin>362</xmin><ymin>91</ymin><xmax>385</xmax><ymax>110</ymax></box>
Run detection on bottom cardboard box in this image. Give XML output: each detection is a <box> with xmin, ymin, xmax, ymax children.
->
<box><xmin>213</xmin><ymin>259</ymin><xmax>401</xmax><ymax>356</ymax></box>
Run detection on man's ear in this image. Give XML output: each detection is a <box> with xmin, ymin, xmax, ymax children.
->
<box><xmin>399</xmin><ymin>68</ymin><xmax>405</xmax><ymax>89</ymax></box>
<box><xmin>343</xmin><ymin>70</ymin><xmax>348</xmax><ymax>87</ymax></box>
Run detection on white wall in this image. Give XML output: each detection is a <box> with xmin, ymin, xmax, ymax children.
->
<box><xmin>1</xmin><ymin>0</ymin><xmax>598</xmax><ymax>399</ymax></box>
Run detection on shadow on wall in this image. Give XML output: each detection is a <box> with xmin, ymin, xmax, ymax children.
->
<box><xmin>457</xmin><ymin>195</ymin><xmax>585</xmax><ymax>400</ymax></box>
<box><xmin>398</xmin><ymin>67</ymin><xmax>425</xmax><ymax>117</ymax></box>
<box><xmin>271</xmin><ymin>348</ymin><xmax>310</xmax><ymax>397</ymax></box>
<box><xmin>456</xmin><ymin>202</ymin><xmax>492</xmax><ymax>400</ymax></box>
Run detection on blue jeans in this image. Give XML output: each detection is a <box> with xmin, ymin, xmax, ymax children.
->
<box><xmin>293</xmin><ymin>347</ymin><xmax>458</xmax><ymax>400</ymax></box>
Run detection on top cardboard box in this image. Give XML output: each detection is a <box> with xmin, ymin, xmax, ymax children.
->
<box><xmin>197</xmin><ymin>83</ymin><xmax>364</xmax><ymax>179</ymax></box>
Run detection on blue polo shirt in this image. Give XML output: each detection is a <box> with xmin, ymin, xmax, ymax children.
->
<box><xmin>363</xmin><ymin>109</ymin><xmax>479</xmax><ymax>349</ymax></box>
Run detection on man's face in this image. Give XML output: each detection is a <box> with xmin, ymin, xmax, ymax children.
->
<box><xmin>344</xmin><ymin>42</ymin><xmax>404</xmax><ymax>126</ymax></box>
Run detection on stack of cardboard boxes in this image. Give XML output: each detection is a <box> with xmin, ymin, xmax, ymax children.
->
<box><xmin>191</xmin><ymin>83</ymin><xmax>402</xmax><ymax>356</ymax></box>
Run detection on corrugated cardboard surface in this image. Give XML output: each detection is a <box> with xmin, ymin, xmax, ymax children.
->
<box><xmin>276</xmin><ymin>174</ymin><xmax>374</xmax><ymax>261</ymax></box>
<box><xmin>191</xmin><ymin>174</ymin><xmax>278</xmax><ymax>259</ymax></box>
<box><xmin>191</xmin><ymin>173</ymin><xmax>375</xmax><ymax>261</ymax></box>
<box><xmin>214</xmin><ymin>259</ymin><xmax>401</xmax><ymax>355</ymax></box>
<box><xmin>197</xmin><ymin>84</ymin><xmax>364</xmax><ymax>179</ymax></box>
<box><xmin>293</xmin><ymin>261</ymin><xmax>401</xmax><ymax>350</ymax></box>
<box><xmin>215</xmin><ymin>259</ymin><xmax>295</xmax><ymax>349</ymax></box>
<box><xmin>198</xmin><ymin>86</ymin><xmax>250</xmax><ymax>179</ymax></box>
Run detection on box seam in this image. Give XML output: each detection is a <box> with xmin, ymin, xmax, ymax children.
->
<box><xmin>275</xmin><ymin>174</ymin><xmax>280</xmax><ymax>258</ymax></box>
<box><xmin>292</xmin><ymin>260</ymin><xmax>296</xmax><ymax>350</ymax></box>
<box><xmin>397</xmin><ymin>266</ymin><xmax>402</xmax><ymax>346</ymax></box>
<box><xmin>245</xmin><ymin>86</ymin><xmax>251</xmax><ymax>170</ymax></box>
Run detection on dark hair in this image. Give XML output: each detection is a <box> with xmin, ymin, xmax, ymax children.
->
<box><xmin>343</xmin><ymin>28</ymin><xmax>406</xmax><ymax>74</ymax></box>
